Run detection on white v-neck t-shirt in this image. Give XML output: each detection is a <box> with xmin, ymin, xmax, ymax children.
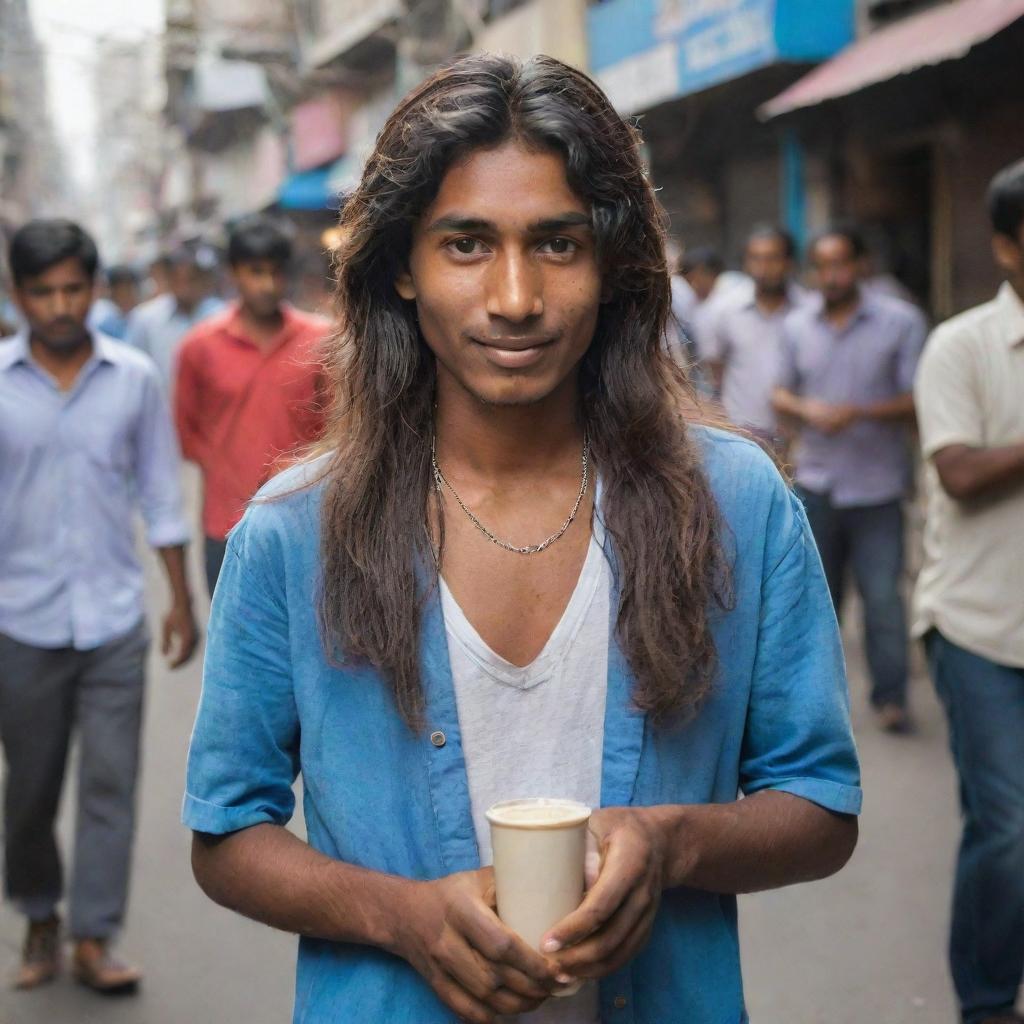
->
<box><xmin>440</xmin><ymin>513</ymin><xmax>610</xmax><ymax>1024</ymax></box>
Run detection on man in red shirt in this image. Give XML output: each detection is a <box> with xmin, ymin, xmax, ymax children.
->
<box><xmin>175</xmin><ymin>215</ymin><xmax>329</xmax><ymax>593</ymax></box>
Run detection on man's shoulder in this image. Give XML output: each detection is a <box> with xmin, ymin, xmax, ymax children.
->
<box><xmin>927</xmin><ymin>295</ymin><xmax>1003</xmax><ymax>355</ymax></box>
<box><xmin>288</xmin><ymin>306</ymin><xmax>332</xmax><ymax>335</ymax></box>
<box><xmin>178</xmin><ymin>307</ymin><xmax>235</xmax><ymax>355</ymax></box>
<box><xmin>866</xmin><ymin>289</ymin><xmax>927</xmax><ymax>331</ymax></box>
<box><xmin>96</xmin><ymin>333</ymin><xmax>161</xmax><ymax>382</ymax></box>
<box><xmin>130</xmin><ymin>293</ymin><xmax>174</xmax><ymax>325</ymax></box>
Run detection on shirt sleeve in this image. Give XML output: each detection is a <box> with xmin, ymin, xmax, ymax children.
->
<box><xmin>739</xmin><ymin>482</ymin><xmax>863</xmax><ymax>816</ymax></box>
<box><xmin>895</xmin><ymin>306</ymin><xmax>928</xmax><ymax>394</ymax></box>
<box><xmin>182</xmin><ymin>507</ymin><xmax>300</xmax><ymax>834</ymax></box>
<box><xmin>914</xmin><ymin>327</ymin><xmax>984</xmax><ymax>459</ymax></box>
<box><xmin>132</xmin><ymin>367</ymin><xmax>190</xmax><ymax>548</ymax></box>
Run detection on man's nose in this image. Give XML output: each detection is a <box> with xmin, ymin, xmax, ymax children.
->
<box><xmin>485</xmin><ymin>250</ymin><xmax>543</xmax><ymax>322</ymax></box>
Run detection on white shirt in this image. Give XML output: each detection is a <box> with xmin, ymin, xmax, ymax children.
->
<box><xmin>441</xmin><ymin>515</ymin><xmax>610</xmax><ymax>1024</ymax></box>
<box><xmin>912</xmin><ymin>282</ymin><xmax>1024</xmax><ymax>667</ymax></box>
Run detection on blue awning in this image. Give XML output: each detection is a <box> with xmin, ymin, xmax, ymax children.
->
<box><xmin>277</xmin><ymin>165</ymin><xmax>340</xmax><ymax>211</ymax></box>
<box><xmin>588</xmin><ymin>0</ymin><xmax>856</xmax><ymax>114</ymax></box>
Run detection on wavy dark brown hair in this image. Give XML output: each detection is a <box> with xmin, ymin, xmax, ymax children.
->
<box><xmin>317</xmin><ymin>52</ymin><xmax>731</xmax><ymax>730</ymax></box>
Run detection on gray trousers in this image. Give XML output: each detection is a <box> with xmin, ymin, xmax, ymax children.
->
<box><xmin>0</xmin><ymin>621</ymin><xmax>148</xmax><ymax>939</ymax></box>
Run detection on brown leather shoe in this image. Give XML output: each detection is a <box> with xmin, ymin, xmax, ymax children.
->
<box><xmin>13</xmin><ymin>915</ymin><xmax>61</xmax><ymax>990</ymax></box>
<box><xmin>72</xmin><ymin>938</ymin><xmax>142</xmax><ymax>994</ymax></box>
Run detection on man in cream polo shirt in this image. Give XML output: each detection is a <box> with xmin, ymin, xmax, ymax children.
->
<box><xmin>913</xmin><ymin>157</ymin><xmax>1024</xmax><ymax>1024</ymax></box>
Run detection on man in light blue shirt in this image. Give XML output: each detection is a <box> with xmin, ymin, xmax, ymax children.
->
<box><xmin>184</xmin><ymin>54</ymin><xmax>860</xmax><ymax>1024</ymax></box>
<box><xmin>124</xmin><ymin>245</ymin><xmax>224</xmax><ymax>391</ymax></box>
<box><xmin>0</xmin><ymin>220</ymin><xmax>198</xmax><ymax>993</ymax></box>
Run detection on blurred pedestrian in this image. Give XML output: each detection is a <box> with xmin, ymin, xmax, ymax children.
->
<box><xmin>913</xmin><ymin>158</ymin><xmax>1024</xmax><ymax>1024</ymax></box>
<box><xmin>680</xmin><ymin>246</ymin><xmax>750</xmax><ymax>358</ymax></box>
<box><xmin>124</xmin><ymin>244</ymin><xmax>224</xmax><ymax>391</ymax></box>
<box><xmin>0</xmin><ymin>219</ymin><xmax>197</xmax><ymax>993</ymax></box>
<box><xmin>702</xmin><ymin>224</ymin><xmax>804</xmax><ymax>446</ymax></box>
<box><xmin>774</xmin><ymin>226</ymin><xmax>926</xmax><ymax>733</ymax></box>
<box><xmin>87</xmin><ymin>264</ymin><xmax>140</xmax><ymax>340</ymax></box>
<box><xmin>182</xmin><ymin>54</ymin><xmax>859</xmax><ymax>1024</ymax></box>
<box><xmin>174</xmin><ymin>215</ymin><xmax>329</xmax><ymax>594</ymax></box>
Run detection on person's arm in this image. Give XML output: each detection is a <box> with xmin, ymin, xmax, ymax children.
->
<box><xmin>932</xmin><ymin>442</ymin><xmax>1024</xmax><ymax>501</ymax></box>
<box><xmin>133</xmin><ymin>367</ymin><xmax>197</xmax><ymax>667</ymax></box>
<box><xmin>853</xmin><ymin>392</ymin><xmax>916</xmax><ymax>423</ymax></box>
<box><xmin>543</xmin><ymin>468</ymin><xmax>862</xmax><ymax>981</ymax></box>
<box><xmin>156</xmin><ymin>544</ymin><xmax>196</xmax><ymax>668</ymax></box>
<box><xmin>185</xmin><ymin>515</ymin><xmax>562</xmax><ymax>1024</ymax></box>
<box><xmin>912</xmin><ymin>325</ymin><xmax>1024</xmax><ymax>501</ymax></box>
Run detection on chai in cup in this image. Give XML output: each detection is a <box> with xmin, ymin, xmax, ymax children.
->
<box><xmin>485</xmin><ymin>798</ymin><xmax>591</xmax><ymax>998</ymax></box>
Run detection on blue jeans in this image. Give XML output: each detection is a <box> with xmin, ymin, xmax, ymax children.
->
<box><xmin>926</xmin><ymin>630</ymin><xmax>1024</xmax><ymax>1023</ymax></box>
<box><xmin>796</xmin><ymin>489</ymin><xmax>908</xmax><ymax>708</ymax></box>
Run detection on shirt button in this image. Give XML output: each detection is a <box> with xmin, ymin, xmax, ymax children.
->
<box><xmin>429</xmin><ymin>730</ymin><xmax>446</xmax><ymax>748</ymax></box>
<box><xmin>613</xmin><ymin>995</ymin><xmax>627</xmax><ymax>1009</ymax></box>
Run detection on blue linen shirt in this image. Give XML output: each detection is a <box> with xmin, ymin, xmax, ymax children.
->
<box><xmin>778</xmin><ymin>290</ymin><xmax>926</xmax><ymax>507</ymax></box>
<box><xmin>0</xmin><ymin>331</ymin><xmax>189</xmax><ymax>650</ymax></box>
<box><xmin>184</xmin><ymin>428</ymin><xmax>862</xmax><ymax>1024</ymax></box>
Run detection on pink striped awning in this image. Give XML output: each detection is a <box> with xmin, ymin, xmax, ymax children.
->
<box><xmin>761</xmin><ymin>0</ymin><xmax>1024</xmax><ymax>118</ymax></box>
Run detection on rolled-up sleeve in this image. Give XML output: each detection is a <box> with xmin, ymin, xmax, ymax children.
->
<box><xmin>133</xmin><ymin>368</ymin><xmax>190</xmax><ymax>548</ymax></box>
<box><xmin>739</xmin><ymin>485</ymin><xmax>863</xmax><ymax>815</ymax></box>
<box><xmin>183</xmin><ymin>507</ymin><xmax>300</xmax><ymax>834</ymax></box>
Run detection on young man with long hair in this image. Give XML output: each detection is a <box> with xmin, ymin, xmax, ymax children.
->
<box><xmin>184</xmin><ymin>55</ymin><xmax>861</xmax><ymax>1024</ymax></box>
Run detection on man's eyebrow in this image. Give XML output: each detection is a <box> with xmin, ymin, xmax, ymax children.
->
<box><xmin>424</xmin><ymin>211</ymin><xmax>593</xmax><ymax>234</ymax></box>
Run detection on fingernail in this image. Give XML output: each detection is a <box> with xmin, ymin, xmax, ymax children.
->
<box><xmin>556</xmin><ymin>973</ymin><xmax>574</xmax><ymax>985</ymax></box>
<box><xmin>542</xmin><ymin>938</ymin><xmax>561</xmax><ymax>953</ymax></box>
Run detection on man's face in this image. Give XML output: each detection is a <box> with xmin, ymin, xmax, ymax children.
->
<box><xmin>745</xmin><ymin>236</ymin><xmax>791</xmax><ymax>296</ymax></box>
<box><xmin>110</xmin><ymin>279</ymin><xmax>139</xmax><ymax>314</ymax></box>
<box><xmin>15</xmin><ymin>257</ymin><xmax>94</xmax><ymax>352</ymax></box>
<box><xmin>231</xmin><ymin>259</ymin><xmax>288</xmax><ymax>319</ymax></box>
<box><xmin>811</xmin><ymin>235</ymin><xmax>860</xmax><ymax>306</ymax></box>
<box><xmin>683</xmin><ymin>265</ymin><xmax>718</xmax><ymax>302</ymax></box>
<box><xmin>992</xmin><ymin>223</ymin><xmax>1024</xmax><ymax>295</ymax></box>
<box><xmin>396</xmin><ymin>141</ymin><xmax>603</xmax><ymax>408</ymax></box>
<box><xmin>169</xmin><ymin>262</ymin><xmax>207</xmax><ymax>311</ymax></box>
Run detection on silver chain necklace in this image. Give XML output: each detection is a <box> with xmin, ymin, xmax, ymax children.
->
<box><xmin>430</xmin><ymin>434</ymin><xmax>590</xmax><ymax>555</ymax></box>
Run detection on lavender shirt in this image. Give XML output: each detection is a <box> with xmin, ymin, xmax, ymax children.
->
<box><xmin>778</xmin><ymin>290</ymin><xmax>926</xmax><ymax>507</ymax></box>
<box><xmin>0</xmin><ymin>331</ymin><xmax>189</xmax><ymax>649</ymax></box>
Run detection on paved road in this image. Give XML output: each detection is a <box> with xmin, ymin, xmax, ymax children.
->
<box><xmin>0</xmin><ymin>514</ymin><xmax>977</xmax><ymax>1023</ymax></box>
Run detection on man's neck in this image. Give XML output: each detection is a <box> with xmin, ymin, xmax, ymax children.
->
<box><xmin>823</xmin><ymin>289</ymin><xmax>861</xmax><ymax>328</ymax></box>
<box><xmin>433</xmin><ymin>374</ymin><xmax>584</xmax><ymax>482</ymax></box>
<box><xmin>29</xmin><ymin>333</ymin><xmax>93</xmax><ymax>391</ymax></box>
<box><xmin>239</xmin><ymin>304</ymin><xmax>285</xmax><ymax>347</ymax></box>
<box><xmin>755</xmin><ymin>287</ymin><xmax>787</xmax><ymax>314</ymax></box>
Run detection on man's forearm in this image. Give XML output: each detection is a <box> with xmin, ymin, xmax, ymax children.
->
<box><xmin>856</xmin><ymin>392</ymin><xmax>916</xmax><ymax>424</ymax></box>
<box><xmin>191</xmin><ymin>825</ymin><xmax>408</xmax><ymax>952</ymax></box>
<box><xmin>649</xmin><ymin>790</ymin><xmax>857</xmax><ymax>894</ymax></box>
<box><xmin>771</xmin><ymin>387</ymin><xmax>806</xmax><ymax>423</ymax></box>
<box><xmin>157</xmin><ymin>544</ymin><xmax>192</xmax><ymax>608</ymax></box>
<box><xmin>933</xmin><ymin>441</ymin><xmax>1024</xmax><ymax>500</ymax></box>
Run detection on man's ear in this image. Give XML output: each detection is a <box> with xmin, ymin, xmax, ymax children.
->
<box><xmin>992</xmin><ymin>234</ymin><xmax>1022</xmax><ymax>277</ymax></box>
<box><xmin>395</xmin><ymin>269</ymin><xmax>416</xmax><ymax>301</ymax></box>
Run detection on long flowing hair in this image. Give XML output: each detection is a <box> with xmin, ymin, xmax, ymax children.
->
<box><xmin>317</xmin><ymin>53</ymin><xmax>730</xmax><ymax>729</ymax></box>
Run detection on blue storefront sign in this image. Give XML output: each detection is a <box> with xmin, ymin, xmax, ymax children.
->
<box><xmin>588</xmin><ymin>0</ymin><xmax>855</xmax><ymax>113</ymax></box>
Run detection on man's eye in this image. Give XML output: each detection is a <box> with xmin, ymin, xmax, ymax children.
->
<box><xmin>541</xmin><ymin>238</ymin><xmax>578</xmax><ymax>255</ymax></box>
<box><xmin>450</xmin><ymin>238</ymin><xmax>483</xmax><ymax>255</ymax></box>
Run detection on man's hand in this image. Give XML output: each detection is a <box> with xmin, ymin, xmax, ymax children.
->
<box><xmin>161</xmin><ymin>601</ymin><xmax>198</xmax><ymax>668</ymax></box>
<box><xmin>802</xmin><ymin>399</ymin><xmax>860</xmax><ymax>435</ymax></box>
<box><xmin>541</xmin><ymin>807</ymin><xmax>667</xmax><ymax>983</ymax></box>
<box><xmin>393</xmin><ymin>868</ymin><xmax>564</xmax><ymax>1024</ymax></box>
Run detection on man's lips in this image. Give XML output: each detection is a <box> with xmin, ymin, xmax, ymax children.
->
<box><xmin>471</xmin><ymin>336</ymin><xmax>556</xmax><ymax>369</ymax></box>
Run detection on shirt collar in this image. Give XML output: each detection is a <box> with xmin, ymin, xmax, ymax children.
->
<box><xmin>0</xmin><ymin>328</ymin><xmax>120</xmax><ymax>373</ymax></box>
<box><xmin>814</xmin><ymin>288</ymin><xmax>873</xmax><ymax>327</ymax></box>
<box><xmin>995</xmin><ymin>282</ymin><xmax>1024</xmax><ymax>348</ymax></box>
<box><xmin>222</xmin><ymin>301</ymin><xmax>299</xmax><ymax>347</ymax></box>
